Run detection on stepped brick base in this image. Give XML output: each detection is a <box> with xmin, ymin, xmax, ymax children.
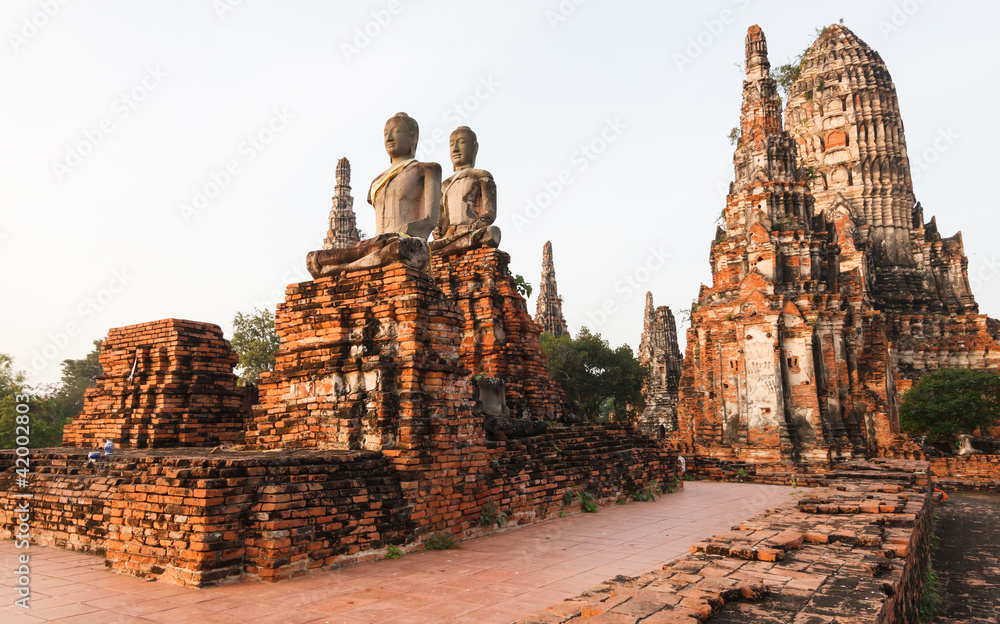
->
<box><xmin>0</xmin><ymin>427</ymin><xmax>679</xmax><ymax>587</ymax></box>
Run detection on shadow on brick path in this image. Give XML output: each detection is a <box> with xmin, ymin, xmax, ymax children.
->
<box><xmin>932</xmin><ymin>491</ymin><xmax>1000</xmax><ymax>623</ymax></box>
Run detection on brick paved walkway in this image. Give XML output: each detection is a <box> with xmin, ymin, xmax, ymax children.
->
<box><xmin>1</xmin><ymin>482</ymin><xmax>790</xmax><ymax>624</ymax></box>
<box><xmin>933</xmin><ymin>491</ymin><xmax>1000</xmax><ymax>623</ymax></box>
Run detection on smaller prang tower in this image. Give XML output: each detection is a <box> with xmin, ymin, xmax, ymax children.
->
<box><xmin>534</xmin><ymin>241</ymin><xmax>570</xmax><ymax>337</ymax></box>
<box><xmin>322</xmin><ymin>157</ymin><xmax>361</xmax><ymax>250</ymax></box>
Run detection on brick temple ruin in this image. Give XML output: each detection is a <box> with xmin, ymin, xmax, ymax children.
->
<box><xmin>1</xmin><ymin>117</ymin><xmax>677</xmax><ymax>587</ymax></box>
<box><xmin>534</xmin><ymin>240</ymin><xmax>570</xmax><ymax>338</ymax></box>
<box><xmin>637</xmin><ymin>292</ymin><xmax>683</xmax><ymax>438</ymax></box>
<box><xmin>3</xmin><ymin>27</ymin><xmax>998</xmax><ymax>622</ymax></box>
<box><xmin>673</xmin><ymin>25</ymin><xmax>1000</xmax><ymax>469</ymax></box>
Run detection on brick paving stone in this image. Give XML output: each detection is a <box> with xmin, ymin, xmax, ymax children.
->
<box><xmin>932</xmin><ymin>491</ymin><xmax>1000</xmax><ymax>623</ymax></box>
<box><xmin>0</xmin><ymin>482</ymin><xmax>788</xmax><ymax>623</ymax></box>
<box><xmin>515</xmin><ymin>459</ymin><xmax>937</xmax><ymax>624</ymax></box>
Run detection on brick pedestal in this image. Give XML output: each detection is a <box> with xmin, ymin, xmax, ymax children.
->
<box><xmin>432</xmin><ymin>245</ymin><xmax>565</xmax><ymax>421</ymax></box>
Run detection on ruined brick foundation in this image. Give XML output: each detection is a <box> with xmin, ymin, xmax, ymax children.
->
<box><xmin>0</xmin><ymin>426</ymin><xmax>677</xmax><ymax>586</ymax></box>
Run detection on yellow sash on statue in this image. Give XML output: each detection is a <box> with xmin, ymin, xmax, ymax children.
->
<box><xmin>368</xmin><ymin>158</ymin><xmax>417</xmax><ymax>204</ymax></box>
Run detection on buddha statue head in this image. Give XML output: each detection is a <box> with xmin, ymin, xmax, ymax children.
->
<box><xmin>384</xmin><ymin>112</ymin><xmax>419</xmax><ymax>162</ymax></box>
<box><xmin>449</xmin><ymin>126</ymin><xmax>478</xmax><ymax>171</ymax></box>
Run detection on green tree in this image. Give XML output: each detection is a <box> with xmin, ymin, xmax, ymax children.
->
<box><xmin>1</xmin><ymin>343</ymin><xmax>104</xmax><ymax>449</ymax></box>
<box><xmin>899</xmin><ymin>368</ymin><xmax>1000</xmax><ymax>442</ymax></box>
<box><xmin>231</xmin><ymin>308</ymin><xmax>280</xmax><ymax>386</ymax></box>
<box><xmin>0</xmin><ymin>354</ymin><xmax>26</xmax><ymax>448</ymax></box>
<box><xmin>541</xmin><ymin>327</ymin><xmax>646</xmax><ymax>422</ymax></box>
<box><xmin>48</xmin><ymin>339</ymin><xmax>103</xmax><ymax>424</ymax></box>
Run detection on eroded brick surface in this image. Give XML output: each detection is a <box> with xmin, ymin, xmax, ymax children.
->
<box><xmin>516</xmin><ymin>459</ymin><xmax>934</xmax><ymax>624</ymax></box>
<box><xmin>432</xmin><ymin>245</ymin><xmax>566</xmax><ymax>421</ymax></box>
<box><xmin>929</xmin><ymin>456</ymin><xmax>1000</xmax><ymax>492</ymax></box>
<box><xmin>61</xmin><ymin>319</ymin><xmax>245</xmax><ymax>449</ymax></box>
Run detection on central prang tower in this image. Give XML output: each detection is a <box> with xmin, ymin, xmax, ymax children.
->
<box><xmin>676</xmin><ymin>26</ymin><xmax>892</xmax><ymax>466</ymax></box>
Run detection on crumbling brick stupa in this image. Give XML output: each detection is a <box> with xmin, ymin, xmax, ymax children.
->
<box><xmin>61</xmin><ymin>319</ymin><xmax>246</xmax><ymax>449</ymax></box>
<box><xmin>637</xmin><ymin>292</ymin><xmax>682</xmax><ymax>438</ymax></box>
<box><xmin>783</xmin><ymin>24</ymin><xmax>1000</xmax><ymax>395</ymax></box>
<box><xmin>676</xmin><ymin>25</ymin><xmax>1000</xmax><ymax>469</ymax></box>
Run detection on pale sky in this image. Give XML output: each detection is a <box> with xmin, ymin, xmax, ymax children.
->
<box><xmin>3</xmin><ymin>1</ymin><xmax>999</xmax><ymax>386</ymax></box>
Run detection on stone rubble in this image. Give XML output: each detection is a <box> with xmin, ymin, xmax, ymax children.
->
<box><xmin>516</xmin><ymin>459</ymin><xmax>934</xmax><ymax>624</ymax></box>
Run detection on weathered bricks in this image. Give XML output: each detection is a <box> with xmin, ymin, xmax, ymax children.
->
<box><xmin>517</xmin><ymin>459</ymin><xmax>935</xmax><ymax>624</ymax></box>
<box><xmin>3</xmin><ymin>258</ymin><xmax>679</xmax><ymax>587</ymax></box>
<box><xmin>927</xmin><ymin>454</ymin><xmax>1000</xmax><ymax>492</ymax></box>
<box><xmin>431</xmin><ymin>245</ymin><xmax>566</xmax><ymax>421</ymax></box>
<box><xmin>61</xmin><ymin>319</ymin><xmax>245</xmax><ymax>449</ymax></box>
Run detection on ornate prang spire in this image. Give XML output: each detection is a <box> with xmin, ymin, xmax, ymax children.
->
<box><xmin>638</xmin><ymin>292</ymin><xmax>656</xmax><ymax>363</ymax></box>
<box><xmin>638</xmin><ymin>292</ymin><xmax>682</xmax><ymax>436</ymax></box>
<box><xmin>535</xmin><ymin>241</ymin><xmax>569</xmax><ymax>337</ymax></box>
<box><xmin>741</xmin><ymin>25</ymin><xmax>782</xmax><ymax>140</ymax></box>
<box><xmin>725</xmin><ymin>25</ymin><xmax>813</xmax><ymax>237</ymax></box>
<box><xmin>322</xmin><ymin>157</ymin><xmax>361</xmax><ymax>250</ymax></box>
<box><xmin>785</xmin><ymin>24</ymin><xmax>916</xmax><ymax>269</ymax></box>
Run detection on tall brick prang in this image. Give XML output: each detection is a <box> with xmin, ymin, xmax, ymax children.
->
<box><xmin>637</xmin><ymin>292</ymin><xmax>682</xmax><ymax>437</ymax></box>
<box><xmin>677</xmin><ymin>24</ymin><xmax>1000</xmax><ymax>468</ymax></box>
<box><xmin>785</xmin><ymin>24</ymin><xmax>1000</xmax><ymax>395</ymax></box>
<box><xmin>534</xmin><ymin>240</ymin><xmax>570</xmax><ymax>337</ymax></box>
<box><xmin>676</xmin><ymin>26</ymin><xmax>891</xmax><ymax>466</ymax></box>
<box><xmin>322</xmin><ymin>157</ymin><xmax>361</xmax><ymax>250</ymax></box>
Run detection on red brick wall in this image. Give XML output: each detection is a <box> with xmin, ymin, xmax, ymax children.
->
<box><xmin>1</xmin><ymin>426</ymin><xmax>678</xmax><ymax>587</ymax></box>
<box><xmin>484</xmin><ymin>425</ymin><xmax>679</xmax><ymax>528</ymax></box>
<box><xmin>930</xmin><ymin>455</ymin><xmax>1000</xmax><ymax>492</ymax></box>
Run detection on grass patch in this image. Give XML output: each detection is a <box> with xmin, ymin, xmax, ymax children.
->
<box><xmin>424</xmin><ymin>532</ymin><xmax>457</xmax><ymax>551</ymax></box>
<box><xmin>918</xmin><ymin>563</ymin><xmax>941</xmax><ymax>623</ymax></box>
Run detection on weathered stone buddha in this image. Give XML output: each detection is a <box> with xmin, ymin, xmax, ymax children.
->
<box><xmin>369</xmin><ymin>112</ymin><xmax>441</xmax><ymax>238</ymax></box>
<box><xmin>430</xmin><ymin>126</ymin><xmax>501</xmax><ymax>256</ymax></box>
<box><xmin>306</xmin><ymin>112</ymin><xmax>441</xmax><ymax>278</ymax></box>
